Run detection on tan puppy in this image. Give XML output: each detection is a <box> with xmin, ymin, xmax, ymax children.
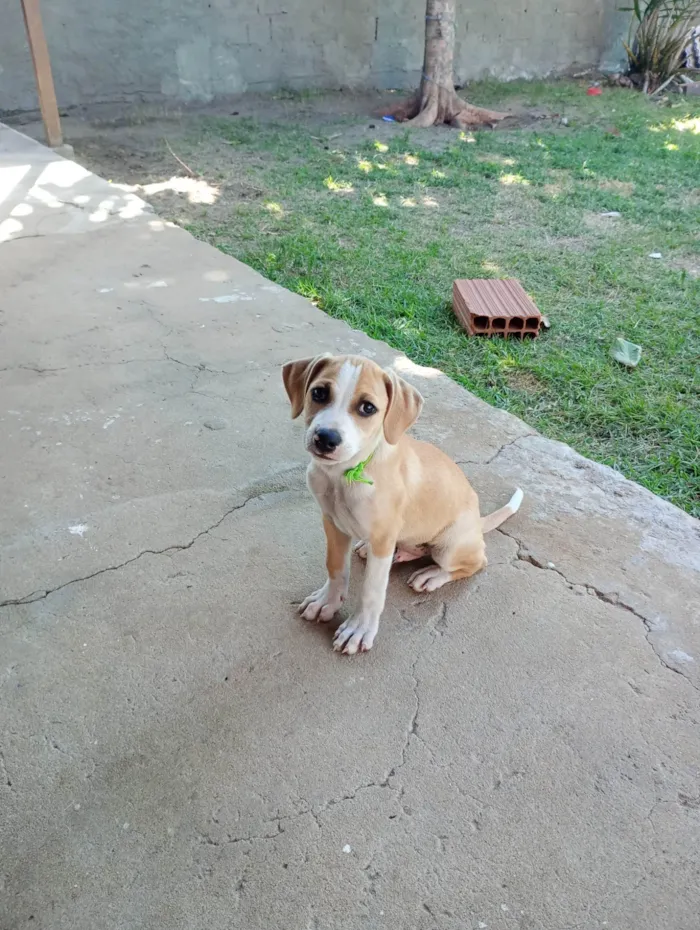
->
<box><xmin>282</xmin><ymin>354</ymin><xmax>523</xmax><ymax>655</ymax></box>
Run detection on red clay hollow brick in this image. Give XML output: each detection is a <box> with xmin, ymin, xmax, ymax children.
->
<box><xmin>453</xmin><ymin>278</ymin><xmax>543</xmax><ymax>338</ymax></box>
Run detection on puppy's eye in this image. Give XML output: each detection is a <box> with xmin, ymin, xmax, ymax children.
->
<box><xmin>311</xmin><ymin>385</ymin><xmax>329</xmax><ymax>404</ymax></box>
<box><xmin>358</xmin><ymin>401</ymin><xmax>377</xmax><ymax>417</ymax></box>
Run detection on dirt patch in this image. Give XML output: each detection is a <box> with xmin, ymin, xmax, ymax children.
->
<box><xmin>677</xmin><ymin>189</ymin><xmax>700</xmax><ymax>209</ymax></box>
<box><xmin>672</xmin><ymin>257</ymin><xmax>700</xmax><ymax>278</ymax></box>
<box><xmin>598</xmin><ymin>179</ymin><xmax>635</xmax><ymax>196</ymax></box>
<box><xmin>75</xmin><ymin>137</ymin><xmax>175</xmax><ymax>185</ymax></box>
<box><xmin>71</xmin><ymin>130</ymin><xmax>275</xmax><ymax>227</ymax></box>
<box><xmin>583</xmin><ymin>211</ymin><xmax>624</xmax><ymax>232</ymax></box>
<box><xmin>505</xmin><ymin>370</ymin><xmax>545</xmax><ymax>394</ymax></box>
<box><xmin>542</xmin><ymin>183</ymin><xmax>564</xmax><ymax>197</ymax></box>
<box><xmin>11</xmin><ymin>88</ymin><xmax>561</xmax><ymax>165</ymax></box>
<box><xmin>542</xmin><ymin>168</ymin><xmax>575</xmax><ymax>199</ymax></box>
<box><xmin>8</xmin><ymin>89</ymin><xmax>564</xmax><ymax>236</ymax></box>
<box><xmin>551</xmin><ymin>236</ymin><xmax>588</xmax><ymax>252</ymax></box>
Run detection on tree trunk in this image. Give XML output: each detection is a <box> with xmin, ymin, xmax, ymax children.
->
<box><xmin>387</xmin><ymin>0</ymin><xmax>507</xmax><ymax>128</ymax></box>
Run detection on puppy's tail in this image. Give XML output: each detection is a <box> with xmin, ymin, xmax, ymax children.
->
<box><xmin>481</xmin><ymin>488</ymin><xmax>523</xmax><ymax>534</ymax></box>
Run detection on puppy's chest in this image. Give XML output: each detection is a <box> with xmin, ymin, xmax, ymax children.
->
<box><xmin>308</xmin><ymin>467</ymin><xmax>373</xmax><ymax>539</ymax></box>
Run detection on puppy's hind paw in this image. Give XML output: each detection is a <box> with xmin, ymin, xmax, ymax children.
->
<box><xmin>353</xmin><ymin>540</ymin><xmax>369</xmax><ymax>560</ymax></box>
<box><xmin>408</xmin><ymin>565</ymin><xmax>453</xmax><ymax>593</ymax></box>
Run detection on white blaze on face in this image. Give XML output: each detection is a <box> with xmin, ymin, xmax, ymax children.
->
<box><xmin>308</xmin><ymin>360</ymin><xmax>362</xmax><ymax>462</ymax></box>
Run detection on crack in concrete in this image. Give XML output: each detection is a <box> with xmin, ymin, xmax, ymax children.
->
<box><xmin>197</xmin><ymin>803</ymin><xmax>327</xmax><ymax>856</ymax></box>
<box><xmin>163</xmin><ymin>350</ymin><xmax>278</xmax><ymax>382</ymax></box>
<box><xmin>391</xmin><ymin>604</ymin><xmax>449</xmax><ymax>776</ymax></box>
<box><xmin>0</xmin><ymin>359</ymin><xmax>163</xmax><ymax>375</ymax></box>
<box><xmin>456</xmin><ymin>431</ymin><xmax>533</xmax><ymax>468</ymax></box>
<box><xmin>484</xmin><ymin>432</ymin><xmax>534</xmax><ymax>465</ymax></box>
<box><xmin>0</xmin><ymin>750</ymin><xmax>13</xmax><ymax>789</ymax></box>
<box><xmin>197</xmin><ymin>784</ymin><xmax>387</xmax><ymax>859</ymax></box>
<box><xmin>197</xmin><ymin>823</ymin><xmax>281</xmax><ymax>848</ymax></box>
<box><xmin>0</xmin><ymin>486</ymin><xmax>283</xmax><ymax>610</ymax></box>
<box><xmin>134</xmin><ymin>300</ymin><xmax>175</xmax><ymax>340</ymax></box>
<box><xmin>499</xmin><ymin>527</ymin><xmax>700</xmax><ymax>694</ymax></box>
<box><xmin>208</xmin><ymin>614</ymin><xmax>451</xmax><ymax>847</ymax></box>
<box><xmin>561</xmin><ymin>800</ymin><xmax>662</xmax><ymax>930</ymax></box>
<box><xmin>164</xmin><ymin>351</ymin><xmax>233</xmax><ymax>377</ymax></box>
<box><xmin>362</xmin><ymin>850</ymin><xmax>381</xmax><ymax>900</ymax></box>
<box><xmin>401</xmin><ymin>650</ymin><xmax>421</xmax><ymax>768</ymax></box>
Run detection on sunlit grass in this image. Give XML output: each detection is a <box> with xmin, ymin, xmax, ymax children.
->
<box><xmin>500</xmin><ymin>173</ymin><xmax>531</xmax><ymax>186</ymax></box>
<box><xmin>671</xmin><ymin>116</ymin><xmax>700</xmax><ymax>133</ymax></box>
<box><xmin>324</xmin><ymin>176</ymin><xmax>353</xmax><ymax>193</ymax></box>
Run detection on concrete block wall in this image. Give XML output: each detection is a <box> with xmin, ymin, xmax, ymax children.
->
<box><xmin>0</xmin><ymin>1</ymin><xmax>628</xmax><ymax>113</ymax></box>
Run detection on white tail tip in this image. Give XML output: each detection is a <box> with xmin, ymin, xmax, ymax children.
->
<box><xmin>480</xmin><ymin>487</ymin><xmax>524</xmax><ymax>534</ymax></box>
<box><xmin>508</xmin><ymin>488</ymin><xmax>524</xmax><ymax>514</ymax></box>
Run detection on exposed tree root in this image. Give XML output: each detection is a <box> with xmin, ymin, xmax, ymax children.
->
<box><xmin>385</xmin><ymin>86</ymin><xmax>507</xmax><ymax>128</ymax></box>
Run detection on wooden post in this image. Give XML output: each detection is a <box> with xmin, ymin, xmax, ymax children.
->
<box><xmin>21</xmin><ymin>0</ymin><xmax>63</xmax><ymax>148</ymax></box>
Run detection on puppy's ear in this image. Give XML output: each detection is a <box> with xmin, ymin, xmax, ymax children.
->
<box><xmin>282</xmin><ymin>354</ymin><xmax>331</xmax><ymax>419</ymax></box>
<box><xmin>382</xmin><ymin>370</ymin><xmax>424</xmax><ymax>444</ymax></box>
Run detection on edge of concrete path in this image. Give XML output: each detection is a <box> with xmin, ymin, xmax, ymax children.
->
<box><xmin>0</xmin><ymin>122</ymin><xmax>153</xmax><ymax>241</ymax></box>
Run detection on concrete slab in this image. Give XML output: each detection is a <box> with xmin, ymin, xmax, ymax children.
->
<box><xmin>1</xmin><ymin>126</ymin><xmax>699</xmax><ymax>930</ymax></box>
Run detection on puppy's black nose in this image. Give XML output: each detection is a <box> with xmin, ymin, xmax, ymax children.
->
<box><xmin>314</xmin><ymin>428</ymin><xmax>342</xmax><ymax>453</ymax></box>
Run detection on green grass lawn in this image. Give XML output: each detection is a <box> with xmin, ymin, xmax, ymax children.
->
<box><xmin>183</xmin><ymin>81</ymin><xmax>700</xmax><ymax>516</ymax></box>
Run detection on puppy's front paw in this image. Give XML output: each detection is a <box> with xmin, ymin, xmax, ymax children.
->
<box><xmin>299</xmin><ymin>579</ymin><xmax>345</xmax><ymax>622</ymax></box>
<box><xmin>333</xmin><ymin>611</ymin><xmax>379</xmax><ymax>655</ymax></box>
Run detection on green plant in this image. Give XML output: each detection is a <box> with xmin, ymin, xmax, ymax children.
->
<box><xmin>621</xmin><ymin>0</ymin><xmax>700</xmax><ymax>92</ymax></box>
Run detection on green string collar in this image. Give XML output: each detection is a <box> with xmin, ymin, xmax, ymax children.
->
<box><xmin>343</xmin><ymin>452</ymin><xmax>374</xmax><ymax>485</ymax></box>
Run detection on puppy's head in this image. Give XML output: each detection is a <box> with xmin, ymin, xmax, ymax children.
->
<box><xmin>282</xmin><ymin>354</ymin><xmax>423</xmax><ymax>465</ymax></box>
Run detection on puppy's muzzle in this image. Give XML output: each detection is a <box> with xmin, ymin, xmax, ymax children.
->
<box><xmin>313</xmin><ymin>427</ymin><xmax>342</xmax><ymax>455</ymax></box>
